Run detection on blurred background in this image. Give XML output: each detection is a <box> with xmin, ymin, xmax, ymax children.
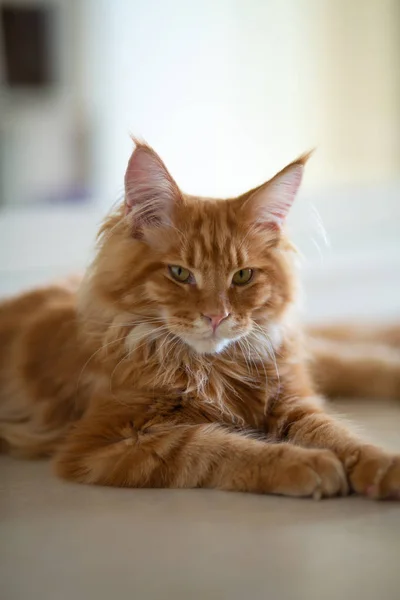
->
<box><xmin>0</xmin><ymin>0</ymin><xmax>399</xmax><ymax>320</ymax></box>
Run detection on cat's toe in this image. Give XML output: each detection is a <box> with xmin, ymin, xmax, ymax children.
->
<box><xmin>308</xmin><ymin>450</ymin><xmax>348</xmax><ymax>499</ymax></box>
<box><xmin>348</xmin><ymin>446</ymin><xmax>400</xmax><ymax>499</ymax></box>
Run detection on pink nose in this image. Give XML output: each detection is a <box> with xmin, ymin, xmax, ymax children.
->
<box><xmin>202</xmin><ymin>313</ymin><xmax>230</xmax><ymax>332</ymax></box>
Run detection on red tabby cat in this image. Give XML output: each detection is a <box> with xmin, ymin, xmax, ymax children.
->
<box><xmin>0</xmin><ymin>141</ymin><xmax>399</xmax><ymax>499</ymax></box>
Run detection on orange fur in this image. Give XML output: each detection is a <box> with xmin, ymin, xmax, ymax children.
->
<box><xmin>0</xmin><ymin>141</ymin><xmax>399</xmax><ymax>500</ymax></box>
<box><xmin>308</xmin><ymin>334</ymin><xmax>400</xmax><ymax>400</ymax></box>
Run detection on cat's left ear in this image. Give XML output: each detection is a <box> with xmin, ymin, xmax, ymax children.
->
<box><xmin>243</xmin><ymin>151</ymin><xmax>313</xmax><ymax>229</ymax></box>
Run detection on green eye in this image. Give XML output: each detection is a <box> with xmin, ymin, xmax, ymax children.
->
<box><xmin>232</xmin><ymin>268</ymin><xmax>253</xmax><ymax>286</ymax></box>
<box><xmin>169</xmin><ymin>265</ymin><xmax>192</xmax><ymax>283</ymax></box>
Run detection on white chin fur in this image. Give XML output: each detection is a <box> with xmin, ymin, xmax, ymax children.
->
<box><xmin>186</xmin><ymin>337</ymin><xmax>232</xmax><ymax>355</ymax></box>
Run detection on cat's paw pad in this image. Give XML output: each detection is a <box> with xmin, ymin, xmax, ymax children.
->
<box><xmin>346</xmin><ymin>446</ymin><xmax>400</xmax><ymax>499</ymax></box>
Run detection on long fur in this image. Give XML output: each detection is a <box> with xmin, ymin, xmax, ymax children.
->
<box><xmin>0</xmin><ymin>141</ymin><xmax>399</xmax><ymax>500</ymax></box>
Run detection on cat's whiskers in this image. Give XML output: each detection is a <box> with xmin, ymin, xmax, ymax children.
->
<box><xmin>158</xmin><ymin>330</ymin><xmax>177</xmax><ymax>356</ymax></box>
<box><xmin>236</xmin><ymin>339</ymin><xmax>262</xmax><ymax>385</ymax></box>
<box><xmin>85</xmin><ymin>317</ymin><xmax>164</xmax><ymax>331</ymax></box>
<box><xmin>248</xmin><ymin>321</ymin><xmax>281</xmax><ymax>384</ymax></box>
<box><xmin>155</xmin><ymin>333</ymin><xmax>183</xmax><ymax>386</ymax></box>
<box><xmin>109</xmin><ymin>325</ymin><xmax>172</xmax><ymax>395</ymax></box>
<box><xmin>246</xmin><ymin>337</ymin><xmax>265</xmax><ymax>380</ymax></box>
<box><xmin>245</xmin><ymin>337</ymin><xmax>268</xmax><ymax>384</ymax></box>
<box><xmin>238</xmin><ymin>338</ymin><xmax>254</xmax><ymax>376</ymax></box>
<box><xmin>309</xmin><ymin>202</ymin><xmax>330</xmax><ymax>249</ymax></box>
<box><xmin>242</xmin><ymin>323</ymin><xmax>281</xmax><ymax>416</ymax></box>
<box><xmin>125</xmin><ymin>324</ymin><xmax>171</xmax><ymax>355</ymax></box>
<box><xmin>76</xmin><ymin>334</ymin><xmax>129</xmax><ymax>391</ymax></box>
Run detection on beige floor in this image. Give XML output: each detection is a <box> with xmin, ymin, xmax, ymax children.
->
<box><xmin>1</xmin><ymin>399</ymin><xmax>400</xmax><ymax>600</ymax></box>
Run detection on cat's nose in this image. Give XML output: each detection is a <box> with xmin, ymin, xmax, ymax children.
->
<box><xmin>201</xmin><ymin>313</ymin><xmax>230</xmax><ymax>332</ymax></box>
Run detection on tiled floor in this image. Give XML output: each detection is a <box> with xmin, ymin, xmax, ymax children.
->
<box><xmin>1</xmin><ymin>399</ymin><xmax>399</xmax><ymax>600</ymax></box>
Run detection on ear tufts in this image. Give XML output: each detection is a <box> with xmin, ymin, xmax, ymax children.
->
<box><xmin>291</xmin><ymin>149</ymin><xmax>315</xmax><ymax>167</ymax></box>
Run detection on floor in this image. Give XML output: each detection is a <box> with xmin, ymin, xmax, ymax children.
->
<box><xmin>1</xmin><ymin>399</ymin><xmax>400</xmax><ymax>600</ymax></box>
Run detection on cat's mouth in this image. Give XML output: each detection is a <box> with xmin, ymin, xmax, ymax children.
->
<box><xmin>180</xmin><ymin>331</ymin><xmax>241</xmax><ymax>355</ymax></box>
<box><xmin>165</xmin><ymin>317</ymin><xmax>246</xmax><ymax>355</ymax></box>
<box><xmin>184</xmin><ymin>336</ymin><xmax>231</xmax><ymax>355</ymax></box>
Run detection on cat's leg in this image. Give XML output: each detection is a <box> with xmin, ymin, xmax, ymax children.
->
<box><xmin>269</xmin><ymin>382</ymin><xmax>400</xmax><ymax>499</ymax></box>
<box><xmin>54</xmin><ymin>404</ymin><xmax>347</xmax><ymax>498</ymax></box>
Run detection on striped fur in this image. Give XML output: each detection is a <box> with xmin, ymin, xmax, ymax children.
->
<box><xmin>0</xmin><ymin>141</ymin><xmax>399</xmax><ymax>500</ymax></box>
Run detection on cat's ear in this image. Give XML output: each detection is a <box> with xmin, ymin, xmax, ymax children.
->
<box><xmin>124</xmin><ymin>139</ymin><xmax>181</xmax><ymax>235</ymax></box>
<box><xmin>243</xmin><ymin>151</ymin><xmax>312</xmax><ymax>230</ymax></box>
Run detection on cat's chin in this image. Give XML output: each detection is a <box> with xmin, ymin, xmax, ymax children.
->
<box><xmin>184</xmin><ymin>337</ymin><xmax>232</xmax><ymax>355</ymax></box>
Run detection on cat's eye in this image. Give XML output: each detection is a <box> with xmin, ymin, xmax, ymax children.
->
<box><xmin>169</xmin><ymin>265</ymin><xmax>193</xmax><ymax>283</ymax></box>
<box><xmin>232</xmin><ymin>268</ymin><xmax>253</xmax><ymax>286</ymax></box>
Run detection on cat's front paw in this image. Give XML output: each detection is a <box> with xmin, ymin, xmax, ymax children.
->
<box><xmin>276</xmin><ymin>447</ymin><xmax>348</xmax><ymax>499</ymax></box>
<box><xmin>346</xmin><ymin>445</ymin><xmax>400</xmax><ymax>499</ymax></box>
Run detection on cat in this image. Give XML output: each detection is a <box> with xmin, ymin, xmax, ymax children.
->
<box><xmin>0</xmin><ymin>140</ymin><xmax>399</xmax><ymax>499</ymax></box>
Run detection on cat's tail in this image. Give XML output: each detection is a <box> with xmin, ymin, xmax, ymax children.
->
<box><xmin>307</xmin><ymin>324</ymin><xmax>400</xmax><ymax>348</ymax></box>
<box><xmin>307</xmin><ymin>324</ymin><xmax>400</xmax><ymax>400</ymax></box>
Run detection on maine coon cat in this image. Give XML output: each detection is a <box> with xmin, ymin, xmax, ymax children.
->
<box><xmin>0</xmin><ymin>140</ymin><xmax>399</xmax><ymax>499</ymax></box>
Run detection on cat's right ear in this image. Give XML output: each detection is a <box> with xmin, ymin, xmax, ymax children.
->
<box><xmin>124</xmin><ymin>140</ymin><xmax>181</xmax><ymax>237</ymax></box>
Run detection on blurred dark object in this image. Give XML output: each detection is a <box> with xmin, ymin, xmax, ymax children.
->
<box><xmin>1</xmin><ymin>4</ymin><xmax>53</xmax><ymax>87</ymax></box>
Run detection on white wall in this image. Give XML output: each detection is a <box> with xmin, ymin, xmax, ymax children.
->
<box><xmin>83</xmin><ymin>0</ymin><xmax>315</xmax><ymax>206</ymax></box>
<box><xmin>83</xmin><ymin>0</ymin><xmax>400</xmax><ymax>209</ymax></box>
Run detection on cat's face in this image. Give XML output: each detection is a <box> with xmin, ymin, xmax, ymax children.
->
<box><xmin>92</xmin><ymin>141</ymin><xmax>308</xmax><ymax>355</ymax></box>
<box><xmin>140</xmin><ymin>197</ymin><xmax>295</xmax><ymax>354</ymax></box>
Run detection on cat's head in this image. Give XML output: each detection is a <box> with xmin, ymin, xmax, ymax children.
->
<box><xmin>87</xmin><ymin>140</ymin><xmax>309</xmax><ymax>355</ymax></box>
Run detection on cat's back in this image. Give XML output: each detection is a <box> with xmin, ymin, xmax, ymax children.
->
<box><xmin>0</xmin><ymin>283</ymin><xmax>77</xmax><ymax>368</ymax></box>
<box><xmin>0</xmin><ymin>282</ymin><xmax>90</xmax><ymax>457</ymax></box>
